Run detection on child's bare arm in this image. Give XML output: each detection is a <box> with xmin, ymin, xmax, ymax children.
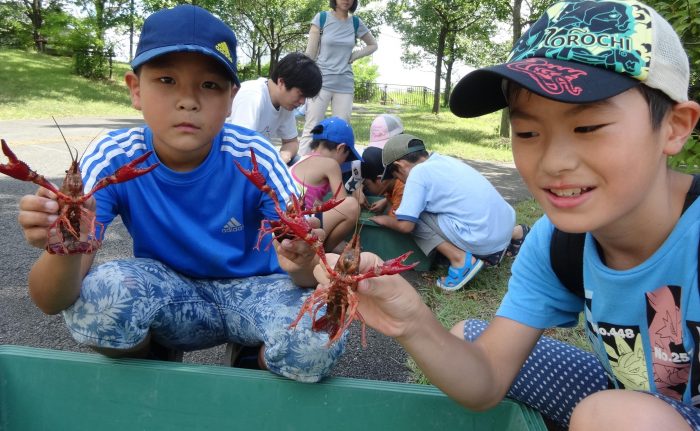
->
<box><xmin>322</xmin><ymin>252</ymin><xmax>543</xmax><ymax>410</ymax></box>
<box><xmin>370</xmin><ymin>214</ymin><xmax>414</xmax><ymax>233</ymax></box>
<box><xmin>325</xmin><ymin>160</ymin><xmax>348</xmax><ymax>199</ymax></box>
<box><xmin>368</xmin><ymin>197</ymin><xmax>387</xmax><ymax>213</ymax></box>
<box><xmin>19</xmin><ymin>187</ymin><xmax>95</xmax><ymax>314</ymax></box>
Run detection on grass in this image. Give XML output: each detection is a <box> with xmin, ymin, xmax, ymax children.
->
<box><xmin>0</xmin><ymin>49</ymin><xmax>134</xmax><ymax>119</ymax></box>
<box><xmin>1</xmin><ymin>48</ymin><xmax>589</xmax><ymax>383</ymax></box>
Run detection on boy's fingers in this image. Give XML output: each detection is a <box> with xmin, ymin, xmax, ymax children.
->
<box><xmin>18</xmin><ymin>210</ymin><xmax>58</xmax><ymax>229</ymax></box>
<box><xmin>19</xmin><ymin>194</ymin><xmax>59</xmax><ymax>214</ymax></box>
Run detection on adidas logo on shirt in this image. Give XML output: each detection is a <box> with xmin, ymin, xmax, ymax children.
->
<box><xmin>222</xmin><ymin>217</ymin><xmax>243</xmax><ymax>233</ymax></box>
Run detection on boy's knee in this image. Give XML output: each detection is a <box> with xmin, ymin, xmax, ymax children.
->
<box><xmin>265</xmin><ymin>338</ymin><xmax>344</xmax><ymax>383</ymax></box>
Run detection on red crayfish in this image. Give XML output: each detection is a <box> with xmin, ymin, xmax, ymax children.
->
<box><xmin>234</xmin><ymin>148</ymin><xmax>344</xmax><ymax>265</ymax></box>
<box><xmin>0</xmin><ymin>135</ymin><xmax>158</xmax><ymax>254</ymax></box>
<box><xmin>235</xmin><ymin>148</ymin><xmax>418</xmax><ymax>346</ymax></box>
<box><xmin>289</xmin><ymin>234</ymin><xmax>417</xmax><ymax>346</ymax></box>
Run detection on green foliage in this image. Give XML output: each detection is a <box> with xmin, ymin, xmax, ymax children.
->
<box><xmin>352</xmin><ymin>56</ymin><xmax>379</xmax><ymax>101</ymax></box>
<box><xmin>669</xmin><ymin>136</ymin><xmax>700</xmax><ymax>174</ymax></box>
<box><xmin>0</xmin><ymin>2</ymin><xmax>33</xmax><ymax>49</ymax></box>
<box><xmin>66</xmin><ymin>19</ymin><xmax>111</xmax><ymax>80</ymax></box>
<box><xmin>237</xmin><ymin>61</ymin><xmax>271</xmax><ymax>81</ymax></box>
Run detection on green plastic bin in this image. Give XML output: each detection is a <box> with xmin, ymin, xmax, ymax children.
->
<box><xmin>352</xmin><ymin>197</ymin><xmax>435</xmax><ymax>272</ymax></box>
<box><xmin>0</xmin><ymin>345</ymin><xmax>546</xmax><ymax>431</ymax></box>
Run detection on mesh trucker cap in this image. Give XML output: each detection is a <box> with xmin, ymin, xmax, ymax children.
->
<box><xmin>369</xmin><ymin>114</ymin><xmax>404</xmax><ymax>148</ymax></box>
<box><xmin>131</xmin><ymin>5</ymin><xmax>240</xmax><ymax>86</ymax></box>
<box><xmin>311</xmin><ymin>116</ymin><xmax>362</xmax><ymax>161</ymax></box>
<box><xmin>450</xmin><ymin>0</ymin><xmax>690</xmax><ymax>118</ymax></box>
<box><xmin>381</xmin><ymin>134</ymin><xmax>426</xmax><ymax>180</ymax></box>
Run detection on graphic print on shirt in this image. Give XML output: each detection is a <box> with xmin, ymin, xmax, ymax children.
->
<box><xmin>647</xmin><ymin>285</ymin><xmax>690</xmax><ymax>400</ymax></box>
<box><xmin>222</xmin><ymin>216</ymin><xmax>243</xmax><ymax>233</ymax></box>
<box><xmin>687</xmin><ymin>321</ymin><xmax>700</xmax><ymax>406</ymax></box>
<box><xmin>584</xmin><ymin>293</ymin><xmax>615</xmax><ymax>384</ymax></box>
<box><xmin>598</xmin><ymin>321</ymin><xmax>649</xmax><ymax>390</ymax></box>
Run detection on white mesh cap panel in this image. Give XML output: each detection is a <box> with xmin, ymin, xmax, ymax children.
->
<box><xmin>645</xmin><ymin>6</ymin><xmax>689</xmax><ymax>102</ymax></box>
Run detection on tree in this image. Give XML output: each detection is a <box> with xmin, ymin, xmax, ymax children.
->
<box><xmin>497</xmin><ymin>0</ymin><xmax>550</xmax><ymax>137</ymax></box>
<box><xmin>12</xmin><ymin>0</ymin><xmax>64</xmax><ymax>51</ymax></box>
<box><xmin>385</xmin><ymin>0</ymin><xmax>499</xmax><ymax>114</ymax></box>
<box><xmin>74</xmin><ymin>0</ymin><xmax>133</xmax><ymax>49</ymax></box>
<box><xmin>222</xmin><ymin>0</ymin><xmax>323</xmax><ymax>77</ymax></box>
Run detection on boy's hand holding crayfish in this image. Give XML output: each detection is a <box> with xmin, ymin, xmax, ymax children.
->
<box><xmin>274</xmin><ymin>216</ymin><xmax>326</xmax><ymax>287</ymax></box>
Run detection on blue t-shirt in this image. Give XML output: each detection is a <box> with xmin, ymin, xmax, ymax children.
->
<box><xmin>499</xmin><ymin>200</ymin><xmax>700</xmax><ymax>404</ymax></box>
<box><xmin>79</xmin><ymin>124</ymin><xmax>297</xmax><ymax>279</ymax></box>
<box><xmin>395</xmin><ymin>153</ymin><xmax>515</xmax><ymax>255</ymax></box>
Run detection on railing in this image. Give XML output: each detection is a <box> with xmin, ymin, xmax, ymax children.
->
<box><xmin>354</xmin><ymin>81</ymin><xmax>444</xmax><ymax>107</ymax></box>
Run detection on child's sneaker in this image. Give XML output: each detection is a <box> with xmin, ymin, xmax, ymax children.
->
<box><xmin>437</xmin><ymin>253</ymin><xmax>484</xmax><ymax>291</ymax></box>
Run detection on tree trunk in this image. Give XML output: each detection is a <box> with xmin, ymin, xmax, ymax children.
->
<box><xmin>432</xmin><ymin>26</ymin><xmax>448</xmax><ymax>114</ymax></box>
<box><xmin>443</xmin><ymin>33</ymin><xmax>456</xmax><ymax>107</ymax></box>
<box><xmin>27</xmin><ymin>0</ymin><xmax>44</xmax><ymax>52</ymax></box>
<box><xmin>129</xmin><ymin>0</ymin><xmax>134</xmax><ymax>60</ymax></box>
<box><xmin>500</xmin><ymin>0</ymin><xmax>524</xmax><ymax>138</ymax></box>
<box><xmin>94</xmin><ymin>0</ymin><xmax>106</xmax><ymax>45</ymax></box>
<box><xmin>269</xmin><ymin>46</ymin><xmax>280</xmax><ymax>77</ymax></box>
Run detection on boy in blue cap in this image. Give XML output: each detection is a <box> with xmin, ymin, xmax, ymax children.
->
<box><xmin>17</xmin><ymin>5</ymin><xmax>344</xmax><ymax>382</ymax></box>
<box><xmin>329</xmin><ymin>0</ymin><xmax>700</xmax><ymax>427</ymax></box>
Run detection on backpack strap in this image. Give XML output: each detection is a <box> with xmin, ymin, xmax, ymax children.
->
<box><xmin>319</xmin><ymin>11</ymin><xmax>359</xmax><ymax>39</ymax></box>
<box><xmin>319</xmin><ymin>11</ymin><xmax>327</xmax><ymax>35</ymax></box>
<box><xmin>550</xmin><ymin>229</ymin><xmax>586</xmax><ymax>297</ymax></box>
<box><xmin>683</xmin><ymin>174</ymin><xmax>700</xmax><ymax>212</ymax></box>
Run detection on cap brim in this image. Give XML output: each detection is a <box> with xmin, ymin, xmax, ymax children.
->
<box><xmin>347</xmin><ymin>145</ymin><xmax>362</xmax><ymax>162</ymax></box>
<box><xmin>381</xmin><ymin>163</ymin><xmax>395</xmax><ymax>181</ymax></box>
<box><xmin>449</xmin><ymin>58</ymin><xmax>639</xmax><ymax>118</ymax></box>
<box><xmin>131</xmin><ymin>45</ymin><xmax>240</xmax><ymax>86</ymax></box>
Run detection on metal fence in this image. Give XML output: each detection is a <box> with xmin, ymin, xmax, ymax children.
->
<box><xmin>354</xmin><ymin>82</ymin><xmax>443</xmax><ymax>107</ymax></box>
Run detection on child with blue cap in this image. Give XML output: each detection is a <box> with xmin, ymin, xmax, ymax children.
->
<box><xmin>321</xmin><ymin>0</ymin><xmax>700</xmax><ymax>428</ymax></box>
<box><xmin>16</xmin><ymin>5</ymin><xmax>345</xmax><ymax>382</ymax></box>
<box><xmin>290</xmin><ymin>116</ymin><xmax>361</xmax><ymax>253</ymax></box>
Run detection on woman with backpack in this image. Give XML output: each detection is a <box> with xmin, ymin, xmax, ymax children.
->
<box><xmin>299</xmin><ymin>0</ymin><xmax>378</xmax><ymax>156</ymax></box>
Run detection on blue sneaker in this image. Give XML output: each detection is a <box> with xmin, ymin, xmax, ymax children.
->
<box><xmin>437</xmin><ymin>253</ymin><xmax>484</xmax><ymax>291</ymax></box>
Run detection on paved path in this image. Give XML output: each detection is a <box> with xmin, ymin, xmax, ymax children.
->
<box><xmin>0</xmin><ymin>117</ymin><xmax>531</xmax><ymax>382</ymax></box>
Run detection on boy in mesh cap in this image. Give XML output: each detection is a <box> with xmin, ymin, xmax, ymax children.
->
<box><xmin>326</xmin><ymin>0</ymin><xmax>700</xmax><ymax>427</ymax></box>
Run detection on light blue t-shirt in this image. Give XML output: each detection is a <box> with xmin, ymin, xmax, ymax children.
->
<box><xmin>312</xmin><ymin>12</ymin><xmax>369</xmax><ymax>93</ymax></box>
<box><xmin>499</xmin><ymin>201</ymin><xmax>700</xmax><ymax>404</ymax></box>
<box><xmin>395</xmin><ymin>153</ymin><xmax>515</xmax><ymax>255</ymax></box>
<box><xmin>80</xmin><ymin>124</ymin><xmax>297</xmax><ymax>278</ymax></box>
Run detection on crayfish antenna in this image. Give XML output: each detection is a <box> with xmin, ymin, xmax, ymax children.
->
<box><xmin>52</xmin><ymin>116</ymin><xmax>79</xmax><ymax>164</ymax></box>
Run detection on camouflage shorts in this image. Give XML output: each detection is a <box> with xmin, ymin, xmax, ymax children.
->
<box><xmin>63</xmin><ymin>258</ymin><xmax>345</xmax><ymax>382</ymax></box>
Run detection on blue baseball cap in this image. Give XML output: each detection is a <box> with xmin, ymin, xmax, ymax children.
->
<box><xmin>311</xmin><ymin>116</ymin><xmax>362</xmax><ymax>161</ymax></box>
<box><xmin>131</xmin><ymin>5</ymin><xmax>240</xmax><ymax>86</ymax></box>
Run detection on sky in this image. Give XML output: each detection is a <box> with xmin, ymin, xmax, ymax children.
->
<box><xmin>373</xmin><ymin>25</ymin><xmax>475</xmax><ymax>89</ymax></box>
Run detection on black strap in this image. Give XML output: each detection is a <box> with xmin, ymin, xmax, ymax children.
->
<box><xmin>550</xmin><ymin>229</ymin><xmax>586</xmax><ymax>297</ymax></box>
<box><xmin>551</xmin><ymin>174</ymin><xmax>700</xmax><ymax>297</ymax></box>
<box><xmin>683</xmin><ymin>174</ymin><xmax>700</xmax><ymax>212</ymax></box>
